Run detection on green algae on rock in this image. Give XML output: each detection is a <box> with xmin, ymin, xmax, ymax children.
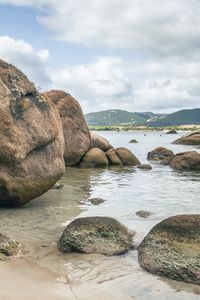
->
<box><xmin>58</xmin><ymin>217</ymin><xmax>135</xmax><ymax>255</ymax></box>
<box><xmin>138</xmin><ymin>215</ymin><xmax>200</xmax><ymax>285</ymax></box>
<box><xmin>0</xmin><ymin>233</ymin><xmax>21</xmax><ymax>260</ymax></box>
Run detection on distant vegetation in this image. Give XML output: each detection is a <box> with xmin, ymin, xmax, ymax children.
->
<box><xmin>85</xmin><ymin>108</ymin><xmax>200</xmax><ymax>128</ymax></box>
<box><xmin>85</xmin><ymin>109</ymin><xmax>166</xmax><ymax>126</ymax></box>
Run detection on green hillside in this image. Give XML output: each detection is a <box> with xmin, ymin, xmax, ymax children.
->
<box><xmin>85</xmin><ymin>109</ymin><xmax>150</xmax><ymax>126</ymax></box>
<box><xmin>148</xmin><ymin>108</ymin><xmax>200</xmax><ymax>127</ymax></box>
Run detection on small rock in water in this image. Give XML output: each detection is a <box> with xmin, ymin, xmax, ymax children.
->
<box><xmin>58</xmin><ymin>217</ymin><xmax>135</xmax><ymax>255</ymax></box>
<box><xmin>0</xmin><ymin>233</ymin><xmax>21</xmax><ymax>260</ymax></box>
<box><xmin>136</xmin><ymin>210</ymin><xmax>153</xmax><ymax>218</ymax></box>
<box><xmin>129</xmin><ymin>139</ymin><xmax>138</xmax><ymax>143</ymax></box>
<box><xmin>137</xmin><ymin>164</ymin><xmax>152</xmax><ymax>171</ymax></box>
<box><xmin>89</xmin><ymin>198</ymin><xmax>106</xmax><ymax>205</ymax></box>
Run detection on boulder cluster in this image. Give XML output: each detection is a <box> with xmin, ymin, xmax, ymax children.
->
<box><xmin>0</xmin><ymin>59</ymin><xmax>141</xmax><ymax>207</ymax></box>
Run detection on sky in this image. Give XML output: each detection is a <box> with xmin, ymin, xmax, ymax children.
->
<box><xmin>0</xmin><ymin>1</ymin><xmax>200</xmax><ymax>113</ymax></box>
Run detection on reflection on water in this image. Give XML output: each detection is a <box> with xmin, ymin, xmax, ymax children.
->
<box><xmin>0</xmin><ymin>131</ymin><xmax>200</xmax><ymax>299</ymax></box>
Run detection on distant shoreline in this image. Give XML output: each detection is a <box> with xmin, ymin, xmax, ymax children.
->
<box><xmin>89</xmin><ymin>124</ymin><xmax>200</xmax><ymax>132</ymax></box>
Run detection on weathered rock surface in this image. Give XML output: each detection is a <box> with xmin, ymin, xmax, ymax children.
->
<box><xmin>43</xmin><ymin>90</ymin><xmax>91</xmax><ymax>166</ymax></box>
<box><xmin>169</xmin><ymin>151</ymin><xmax>200</xmax><ymax>171</ymax></box>
<box><xmin>136</xmin><ymin>210</ymin><xmax>153</xmax><ymax>218</ymax></box>
<box><xmin>58</xmin><ymin>217</ymin><xmax>134</xmax><ymax>255</ymax></box>
<box><xmin>91</xmin><ymin>132</ymin><xmax>113</xmax><ymax>151</ymax></box>
<box><xmin>137</xmin><ymin>164</ymin><xmax>152</xmax><ymax>170</ymax></box>
<box><xmin>0</xmin><ymin>59</ymin><xmax>65</xmax><ymax>207</ymax></box>
<box><xmin>147</xmin><ymin>147</ymin><xmax>174</xmax><ymax>163</ymax></box>
<box><xmin>0</xmin><ymin>233</ymin><xmax>21</xmax><ymax>260</ymax></box>
<box><xmin>115</xmin><ymin>148</ymin><xmax>140</xmax><ymax>166</ymax></box>
<box><xmin>80</xmin><ymin>148</ymin><xmax>109</xmax><ymax>168</ymax></box>
<box><xmin>106</xmin><ymin>149</ymin><xmax>123</xmax><ymax>166</ymax></box>
<box><xmin>138</xmin><ymin>215</ymin><xmax>200</xmax><ymax>285</ymax></box>
<box><xmin>172</xmin><ymin>131</ymin><xmax>200</xmax><ymax>145</ymax></box>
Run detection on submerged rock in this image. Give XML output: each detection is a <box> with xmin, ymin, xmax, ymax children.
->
<box><xmin>44</xmin><ymin>90</ymin><xmax>91</xmax><ymax>166</ymax></box>
<box><xmin>136</xmin><ymin>210</ymin><xmax>153</xmax><ymax>218</ymax></box>
<box><xmin>106</xmin><ymin>149</ymin><xmax>123</xmax><ymax>166</ymax></box>
<box><xmin>169</xmin><ymin>151</ymin><xmax>200</xmax><ymax>171</ymax></box>
<box><xmin>172</xmin><ymin>131</ymin><xmax>200</xmax><ymax>145</ymax></box>
<box><xmin>147</xmin><ymin>147</ymin><xmax>174</xmax><ymax>163</ymax></box>
<box><xmin>89</xmin><ymin>198</ymin><xmax>106</xmax><ymax>205</ymax></box>
<box><xmin>80</xmin><ymin>148</ymin><xmax>109</xmax><ymax>168</ymax></box>
<box><xmin>0</xmin><ymin>233</ymin><xmax>21</xmax><ymax>260</ymax></box>
<box><xmin>137</xmin><ymin>164</ymin><xmax>152</xmax><ymax>170</ymax></box>
<box><xmin>0</xmin><ymin>59</ymin><xmax>65</xmax><ymax>207</ymax></box>
<box><xmin>138</xmin><ymin>215</ymin><xmax>200</xmax><ymax>285</ymax></box>
<box><xmin>91</xmin><ymin>132</ymin><xmax>113</xmax><ymax>151</ymax></box>
<box><xmin>115</xmin><ymin>147</ymin><xmax>140</xmax><ymax>166</ymax></box>
<box><xmin>58</xmin><ymin>217</ymin><xmax>134</xmax><ymax>255</ymax></box>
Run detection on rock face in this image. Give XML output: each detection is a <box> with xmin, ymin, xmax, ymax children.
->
<box><xmin>80</xmin><ymin>148</ymin><xmax>109</xmax><ymax>168</ymax></box>
<box><xmin>58</xmin><ymin>217</ymin><xmax>134</xmax><ymax>255</ymax></box>
<box><xmin>169</xmin><ymin>151</ymin><xmax>200</xmax><ymax>171</ymax></box>
<box><xmin>172</xmin><ymin>131</ymin><xmax>200</xmax><ymax>145</ymax></box>
<box><xmin>43</xmin><ymin>90</ymin><xmax>91</xmax><ymax>166</ymax></box>
<box><xmin>138</xmin><ymin>215</ymin><xmax>200</xmax><ymax>285</ymax></box>
<box><xmin>147</xmin><ymin>147</ymin><xmax>174</xmax><ymax>163</ymax></box>
<box><xmin>106</xmin><ymin>149</ymin><xmax>123</xmax><ymax>166</ymax></box>
<box><xmin>0</xmin><ymin>233</ymin><xmax>21</xmax><ymax>260</ymax></box>
<box><xmin>0</xmin><ymin>59</ymin><xmax>65</xmax><ymax>207</ymax></box>
<box><xmin>91</xmin><ymin>132</ymin><xmax>113</xmax><ymax>151</ymax></box>
<box><xmin>115</xmin><ymin>148</ymin><xmax>140</xmax><ymax>166</ymax></box>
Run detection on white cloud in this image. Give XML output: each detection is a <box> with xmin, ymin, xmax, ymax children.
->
<box><xmin>48</xmin><ymin>56</ymin><xmax>200</xmax><ymax>113</ymax></box>
<box><xmin>1</xmin><ymin>0</ymin><xmax>200</xmax><ymax>58</ymax></box>
<box><xmin>0</xmin><ymin>36</ymin><xmax>51</xmax><ymax>87</ymax></box>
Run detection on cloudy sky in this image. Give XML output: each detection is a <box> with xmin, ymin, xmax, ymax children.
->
<box><xmin>0</xmin><ymin>0</ymin><xmax>200</xmax><ymax>113</ymax></box>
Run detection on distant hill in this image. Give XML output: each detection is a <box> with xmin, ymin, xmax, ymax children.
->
<box><xmin>148</xmin><ymin>108</ymin><xmax>200</xmax><ymax>127</ymax></box>
<box><xmin>85</xmin><ymin>109</ymin><xmax>163</xmax><ymax>126</ymax></box>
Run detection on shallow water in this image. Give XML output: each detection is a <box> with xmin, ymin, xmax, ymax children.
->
<box><xmin>0</xmin><ymin>131</ymin><xmax>200</xmax><ymax>300</ymax></box>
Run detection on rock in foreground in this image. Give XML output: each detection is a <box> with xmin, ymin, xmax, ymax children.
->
<box><xmin>44</xmin><ymin>90</ymin><xmax>91</xmax><ymax>166</ymax></box>
<box><xmin>115</xmin><ymin>147</ymin><xmax>140</xmax><ymax>166</ymax></box>
<box><xmin>58</xmin><ymin>217</ymin><xmax>134</xmax><ymax>255</ymax></box>
<box><xmin>80</xmin><ymin>148</ymin><xmax>109</xmax><ymax>168</ymax></box>
<box><xmin>0</xmin><ymin>59</ymin><xmax>65</xmax><ymax>207</ymax></box>
<box><xmin>138</xmin><ymin>215</ymin><xmax>200</xmax><ymax>285</ymax></box>
<box><xmin>147</xmin><ymin>147</ymin><xmax>174</xmax><ymax>163</ymax></box>
<box><xmin>172</xmin><ymin>131</ymin><xmax>200</xmax><ymax>145</ymax></box>
<box><xmin>0</xmin><ymin>233</ymin><xmax>21</xmax><ymax>260</ymax></box>
<box><xmin>169</xmin><ymin>151</ymin><xmax>200</xmax><ymax>171</ymax></box>
<box><xmin>91</xmin><ymin>132</ymin><xmax>113</xmax><ymax>151</ymax></box>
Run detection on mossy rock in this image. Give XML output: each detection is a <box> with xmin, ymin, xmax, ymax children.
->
<box><xmin>138</xmin><ymin>215</ymin><xmax>200</xmax><ymax>285</ymax></box>
<box><xmin>0</xmin><ymin>233</ymin><xmax>21</xmax><ymax>260</ymax></box>
<box><xmin>58</xmin><ymin>217</ymin><xmax>134</xmax><ymax>255</ymax></box>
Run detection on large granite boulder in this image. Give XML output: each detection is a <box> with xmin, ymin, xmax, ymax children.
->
<box><xmin>138</xmin><ymin>215</ymin><xmax>200</xmax><ymax>285</ymax></box>
<box><xmin>147</xmin><ymin>147</ymin><xmax>174</xmax><ymax>163</ymax></box>
<box><xmin>172</xmin><ymin>131</ymin><xmax>200</xmax><ymax>145</ymax></box>
<box><xmin>80</xmin><ymin>148</ymin><xmax>109</xmax><ymax>168</ymax></box>
<box><xmin>169</xmin><ymin>151</ymin><xmax>200</xmax><ymax>171</ymax></box>
<box><xmin>43</xmin><ymin>90</ymin><xmax>91</xmax><ymax>166</ymax></box>
<box><xmin>58</xmin><ymin>217</ymin><xmax>134</xmax><ymax>255</ymax></box>
<box><xmin>91</xmin><ymin>132</ymin><xmax>113</xmax><ymax>152</ymax></box>
<box><xmin>0</xmin><ymin>59</ymin><xmax>65</xmax><ymax>207</ymax></box>
<box><xmin>115</xmin><ymin>147</ymin><xmax>140</xmax><ymax>166</ymax></box>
